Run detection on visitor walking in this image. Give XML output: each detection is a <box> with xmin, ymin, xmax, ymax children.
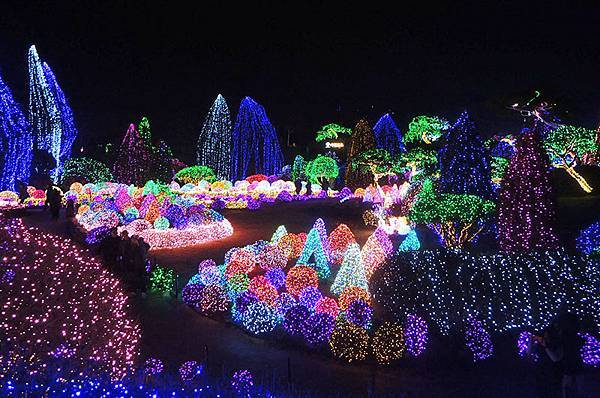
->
<box><xmin>16</xmin><ymin>180</ymin><xmax>28</xmax><ymax>203</ymax></box>
<box><xmin>46</xmin><ymin>184</ymin><xmax>62</xmax><ymax>220</ymax></box>
<box><xmin>294</xmin><ymin>179</ymin><xmax>302</xmax><ymax>195</ymax></box>
<box><xmin>65</xmin><ymin>198</ymin><xmax>76</xmax><ymax>218</ymax></box>
<box><xmin>536</xmin><ymin>313</ymin><xmax>586</xmax><ymax>398</ymax></box>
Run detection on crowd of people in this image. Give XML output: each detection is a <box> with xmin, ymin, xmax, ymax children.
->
<box><xmin>98</xmin><ymin>229</ymin><xmax>150</xmax><ymax>296</ymax></box>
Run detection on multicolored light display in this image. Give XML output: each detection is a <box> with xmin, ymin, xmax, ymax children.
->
<box><xmin>0</xmin><ymin>216</ymin><xmax>140</xmax><ymax>379</ymax></box>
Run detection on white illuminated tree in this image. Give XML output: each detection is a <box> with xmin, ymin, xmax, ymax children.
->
<box><xmin>197</xmin><ymin>94</ymin><xmax>232</xmax><ymax>180</ymax></box>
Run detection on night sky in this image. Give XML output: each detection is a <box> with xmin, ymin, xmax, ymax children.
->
<box><xmin>1</xmin><ymin>1</ymin><xmax>599</xmax><ymax>164</ymax></box>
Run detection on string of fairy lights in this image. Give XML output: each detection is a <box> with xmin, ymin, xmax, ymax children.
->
<box><xmin>0</xmin><ymin>216</ymin><xmax>140</xmax><ymax>379</ymax></box>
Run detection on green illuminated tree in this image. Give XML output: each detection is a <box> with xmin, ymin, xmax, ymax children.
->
<box><xmin>305</xmin><ymin>154</ymin><xmax>339</xmax><ymax>184</ymax></box>
<box><xmin>409</xmin><ymin>179</ymin><xmax>495</xmax><ymax>249</ymax></box>
<box><xmin>315</xmin><ymin>123</ymin><xmax>352</xmax><ymax>142</ymax></box>
<box><xmin>138</xmin><ymin>116</ymin><xmax>153</xmax><ymax>149</ymax></box>
<box><xmin>351</xmin><ymin>149</ymin><xmax>402</xmax><ymax>187</ymax></box>
<box><xmin>490</xmin><ymin>156</ymin><xmax>509</xmax><ymax>186</ymax></box>
<box><xmin>404</xmin><ymin>116</ymin><xmax>450</xmax><ymax>145</ymax></box>
<box><xmin>544</xmin><ymin>125</ymin><xmax>597</xmax><ymax>193</ymax></box>
<box><xmin>399</xmin><ymin>147</ymin><xmax>438</xmax><ymax>180</ymax></box>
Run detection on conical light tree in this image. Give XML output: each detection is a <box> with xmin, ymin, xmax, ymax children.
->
<box><xmin>497</xmin><ymin>129</ymin><xmax>560</xmax><ymax>251</ymax></box>
<box><xmin>297</xmin><ymin>218</ymin><xmax>331</xmax><ymax>279</ymax></box>
<box><xmin>361</xmin><ymin>227</ymin><xmax>393</xmax><ymax>279</ymax></box>
<box><xmin>42</xmin><ymin>62</ymin><xmax>78</xmax><ymax>176</ymax></box>
<box><xmin>373</xmin><ymin>113</ymin><xmax>405</xmax><ymax>157</ymax></box>
<box><xmin>438</xmin><ymin>111</ymin><xmax>493</xmax><ymax>199</ymax></box>
<box><xmin>328</xmin><ymin>223</ymin><xmax>357</xmax><ymax>265</ymax></box>
<box><xmin>153</xmin><ymin>140</ymin><xmax>175</xmax><ymax>182</ymax></box>
<box><xmin>113</xmin><ymin>124</ymin><xmax>153</xmax><ymax>186</ymax></box>
<box><xmin>345</xmin><ymin>119</ymin><xmax>376</xmax><ymax>189</ymax></box>
<box><xmin>230</xmin><ymin>96</ymin><xmax>283</xmax><ymax>180</ymax></box>
<box><xmin>138</xmin><ymin>116</ymin><xmax>152</xmax><ymax>149</ymax></box>
<box><xmin>0</xmin><ymin>73</ymin><xmax>33</xmax><ymax>190</ymax></box>
<box><xmin>28</xmin><ymin>45</ymin><xmax>61</xmax><ymax>178</ymax></box>
<box><xmin>197</xmin><ymin>94</ymin><xmax>232</xmax><ymax>180</ymax></box>
<box><xmin>28</xmin><ymin>45</ymin><xmax>78</xmax><ymax>181</ymax></box>
<box><xmin>331</xmin><ymin>243</ymin><xmax>368</xmax><ymax>295</ymax></box>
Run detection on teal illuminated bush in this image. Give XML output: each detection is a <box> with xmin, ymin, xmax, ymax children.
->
<box><xmin>60</xmin><ymin>157</ymin><xmax>113</xmax><ymax>184</ymax></box>
<box><xmin>175</xmin><ymin>165</ymin><xmax>216</xmax><ymax>184</ymax></box>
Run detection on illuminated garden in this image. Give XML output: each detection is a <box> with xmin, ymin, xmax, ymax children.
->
<box><xmin>1</xmin><ymin>5</ymin><xmax>600</xmax><ymax>398</ymax></box>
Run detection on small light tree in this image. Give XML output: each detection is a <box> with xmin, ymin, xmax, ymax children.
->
<box><xmin>174</xmin><ymin>165</ymin><xmax>216</xmax><ymax>184</ymax></box>
<box><xmin>331</xmin><ymin>243</ymin><xmax>368</xmax><ymax>295</ymax></box>
<box><xmin>315</xmin><ymin>123</ymin><xmax>352</xmax><ymax>142</ymax></box>
<box><xmin>351</xmin><ymin>149</ymin><xmax>402</xmax><ymax>187</ymax></box>
<box><xmin>544</xmin><ymin>125</ymin><xmax>597</xmax><ymax>193</ymax></box>
<box><xmin>399</xmin><ymin>147</ymin><xmax>438</xmax><ymax>181</ymax></box>
<box><xmin>291</xmin><ymin>155</ymin><xmax>306</xmax><ymax>181</ymax></box>
<box><xmin>138</xmin><ymin>116</ymin><xmax>153</xmax><ymax>149</ymax></box>
<box><xmin>404</xmin><ymin>115</ymin><xmax>450</xmax><ymax>146</ymax></box>
<box><xmin>345</xmin><ymin>119</ymin><xmax>377</xmax><ymax>189</ymax></box>
<box><xmin>153</xmin><ymin>140</ymin><xmax>175</xmax><ymax>183</ymax></box>
<box><xmin>113</xmin><ymin>124</ymin><xmax>153</xmax><ymax>186</ymax></box>
<box><xmin>305</xmin><ymin>155</ymin><xmax>338</xmax><ymax>184</ymax></box>
<box><xmin>409</xmin><ymin>179</ymin><xmax>495</xmax><ymax>249</ymax></box>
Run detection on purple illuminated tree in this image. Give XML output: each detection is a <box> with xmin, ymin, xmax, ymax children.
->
<box><xmin>0</xmin><ymin>73</ymin><xmax>33</xmax><ymax>190</ymax></box>
<box><xmin>373</xmin><ymin>113</ymin><xmax>405</xmax><ymax>157</ymax></box>
<box><xmin>230</xmin><ymin>96</ymin><xmax>283</xmax><ymax>181</ymax></box>
<box><xmin>113</xmin><ymin>124</ymin><xmax>153</xmax><ymax>186</ymax></box>
<box><xmin>438</xmin><ymin>111</ymin><xmax>493</xmax><ymax>199</ymax></box>
<box><xmin>497</xmin><ymin>129</ymin><xmax>560</xmax><ymax>251</ymax></box>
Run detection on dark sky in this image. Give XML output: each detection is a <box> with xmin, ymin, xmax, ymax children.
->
<box><xmin>1</xmin><ymin>1</ymin><xmax>599</xmax><ymax>163</ymax></box>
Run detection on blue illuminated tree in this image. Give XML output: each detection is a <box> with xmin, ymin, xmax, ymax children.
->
<box><xmin>28</xmin><ymin>46</ymin><xmax>61</xmax><ymax>177</ymax></box>
<box><xmin>43</xmin><ymin>62</ymin><xmax>78</xmax><ymax>176</ymax></box>
<box><xmin>0</xmin><ymin>73</ymin><xmax>33</xmax><ymax>190</ymax></box>
<box><xmin>373</xmin><ymin>113</ymin><xmax>405</xmax><ymax>156</ymax></box>
<box><xmin>438</xmin><ymin>111</ymin><xmax>493</xmax><ymax>199</ymax></box>
<box><xmin>28</xmin><ymin>45</ymin><xmax>77</xmax><ymax>181</ymax></box>
<box><xmin>197</xmin><ymin>94</ymin><xmax>232</xmax><ymax>180</ymax></box>
<box><xmin>230</xmin><ymin>96</ymin><xmax>283</xmax><ymax>180</ymax></box>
